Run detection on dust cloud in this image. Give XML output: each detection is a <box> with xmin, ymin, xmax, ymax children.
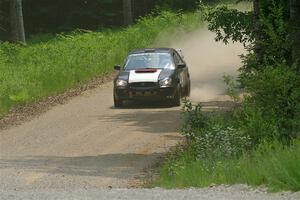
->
<box><xmin>171</xmin><ymin>28</ymin><xmax>245</xmax><ymax>103</ymax></box>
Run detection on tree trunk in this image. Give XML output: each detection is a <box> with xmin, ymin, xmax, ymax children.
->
<box><xmin>10</xmin><ymin>0</ymin><xmax>26</xmax><ymax>44</ymax></box>
<box><xmin>290</xmin><ymin>0</ymin><xmax>300</xmax><ymax>68</ymax></box>
<box><xmin>253</xmin><ymin>0</ymin><xmax>263</xmax><ymax>64</ymax></box>
<box><xmin>123</xmin><ymin>0</ymin><xmax>133</xmax><ymax>26</ymax></box>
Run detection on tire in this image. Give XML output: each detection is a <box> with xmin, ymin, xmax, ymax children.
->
<box><xmin>172</xmin><ymin>86</ymin><xmax>181</xmax><ymax>107</ymax></box>
<box><xmin>114</xmin><ymin>94</ymin><xmax>123</xmax><ymax>108</ymax></box>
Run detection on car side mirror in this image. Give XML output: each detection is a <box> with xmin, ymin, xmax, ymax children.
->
<box><xmin>177</xmin><ymin>63</ymin><xmax>186</xmax><ymax>69</ymax></box>
<box><xmin>114</xmin><ymin>65</ymin><xmax>121</xmax><ymax>71</ymax></box>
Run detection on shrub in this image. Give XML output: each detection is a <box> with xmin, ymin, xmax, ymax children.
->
<box><xmin>181</xmin><ymin>100</ymin><xmax>210</xmax><ymax>140</ymax></box>
<box><xmin>181</xmin><ymin>101</ymin><xmax>252</xmax><ymax>160</ymax></box>
<box><xmin>194</xmin><ymin>124</ymin><xmax>252</xmax><ymax>160</ymax></box>
<box><xmin>237</xmin><ymin>65</ymin><xmax>300</xmax><ymax>143</ymax></box>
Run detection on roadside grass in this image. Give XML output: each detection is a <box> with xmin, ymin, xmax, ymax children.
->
<box><xmin>156</xmin><ymin>140</ymin><xmax>300</xmax><ymax>192</ymax></box>
<box><xmin>153</xmin><ymin>100</ymin><xmax>300</xmax><ymax>192</ymax></box>
<box><xmin>0</xmin><ymin>11</ymin><xmax>203</xmax><ymax>116</ymax></box>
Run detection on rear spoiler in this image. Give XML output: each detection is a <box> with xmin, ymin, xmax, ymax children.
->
<box><xmin>176</xmin><ymin>49</ymin><xmax>184</xmax><ymax>59</ymax></box>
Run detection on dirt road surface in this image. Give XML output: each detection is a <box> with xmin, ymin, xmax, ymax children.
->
<box><xmin>2</xmin><ymin>28</ymin><xmax>297</xmax><ymax>199</ymax></box>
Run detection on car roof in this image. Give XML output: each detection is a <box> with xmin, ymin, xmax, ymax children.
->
<box><xmin>129</xmin><ymin>48</ymin><xmax>175</xmax><ymax>55</ymax></box>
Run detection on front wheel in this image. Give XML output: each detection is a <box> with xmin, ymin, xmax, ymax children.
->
<box><xmin>114</xmin><ymin>94</ymin><xmax>123</xmax><ymax>108</ymax></box>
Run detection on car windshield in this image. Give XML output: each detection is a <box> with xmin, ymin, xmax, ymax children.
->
<box><xmin>124</xmin><ymin>53</ymin><xmax>174</xmax><ymax>70</ymax></box>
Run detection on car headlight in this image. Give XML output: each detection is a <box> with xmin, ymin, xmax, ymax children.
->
<box><xmin>159</xmin><ymin>78</ymin><xmax>172</xmax><ymax>87</ymax></box>
<box><xmin>116</xmin><ymin>79</ymin><xmax>128</xmax><ymax>87</ymax></box>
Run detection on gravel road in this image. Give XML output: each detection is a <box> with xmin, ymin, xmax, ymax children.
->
<box><xmin>0</xmin><ymin>81</ymin><xmax>182</xmax><ymax>189</ymax></box>
<box><xmin>1</xmin><ymin>28</ymin><xmax>297</xmax><ymax>199</ymax></box>
<box><xmin>1</xmin><ymin>186</ymin><xmax>300</xmax><ymax>200</ymax></box>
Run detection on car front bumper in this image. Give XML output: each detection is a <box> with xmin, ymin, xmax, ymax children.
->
<box><xmin>114</xmin><ymin>86</ymin><xmax>176</xmax><ymax>101</ymax></box>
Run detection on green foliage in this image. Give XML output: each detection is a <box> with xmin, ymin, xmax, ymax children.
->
<box><xmin>181</xmin><ymin>101</ymin><xmax>252</xmax><ymax>160</ymax></box>
<box><xmin>0</xmin><ymin>11</ymin><xmax>203</xmax><ymax>116</ymax></box>
<box><xmin>181</xmin><ymin>100</ymin><xmax>210</xmax><ymax>140</ymax></box>
<box><xmin>239</xmin><ymin>65</ymin><xmax>300</xmax><ymax>142</ymax></box>
<box><xmin>157</xmin><ymin>140</ymin><xmax>300</xmax><ymax>192</ymax></box>
<box><xmin>234</xmin><ymin>103</ymin><xmax>280</xmax><ymax>144</ymax></box>
<box><xmin>203</xmin><ymin>5</ymin><xmax>253</xmax><ymax>45</ymax></box>
<box><xmin>259</xmin><ymin>0</ymin><xmax>291</xmax><ymax>66</ymax></box>
<box><xmin>193</xmin><ymin>124</ymin><xmax>252</xmax><ymax>160</ymax></box>
<box><xmin>156</xmin><ymin>101</ymin><xmax>300</xmax><ymax>191</ymax></box>
<box><xmin>204</xmin><ymin>0</ymin><xmax>291</xmax><ymax>70</ymax></box>
<box><xmin>205</xmin><ymin>1</ymin><xmax>300</xmax><ymax>142</ymax></box>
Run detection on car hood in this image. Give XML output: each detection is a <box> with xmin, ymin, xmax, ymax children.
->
<box><xmin>117</xmin><ymin>69</ymin><xmax>174</xmax><ymax>83</ymax></box>
<box><xmin>128</xmin><ymin>69</ymin><xmax>162</xmax><ymax>83</ymax></box>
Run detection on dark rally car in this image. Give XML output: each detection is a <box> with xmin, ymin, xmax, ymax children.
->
<box><xmin>113</xmin><ymin>48</ymin><xmax>191</xmax><ymax>107</ymax></box>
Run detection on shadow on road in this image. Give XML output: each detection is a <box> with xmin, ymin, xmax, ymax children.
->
<box><xmin>0</xmin><ymin>153</ymin><xmax>164</xmax><ymax>179</ymax></box>
<box><xmin>110</xmin><ymin>100</ymin><xmax>177</xmax><ymax>110</ymax></box>
<box><xmin>99</xmin><ymin>109</ymin><xmax>181</xmax><ymax>134</ymax></box>
<box><xmin>100</xmin><ymin>100</ymin><xmax>237</xmax><ymax>135</ymax></box>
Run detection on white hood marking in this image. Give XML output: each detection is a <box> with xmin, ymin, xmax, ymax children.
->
<box><xmin>128</xmin><ymin>70</ymin><xmax>162</xmax><ymax>83</ymax></box>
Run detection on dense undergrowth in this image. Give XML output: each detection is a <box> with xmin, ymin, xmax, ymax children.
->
<box><xmin>156</xmin><ymin>1</ymin><xmax>300</xmax><ymax>192</ymax></box>
<box><xmin>0</xmin><ymin>11</ymin><xmax>203</xmax><ymax>116</ymax></box>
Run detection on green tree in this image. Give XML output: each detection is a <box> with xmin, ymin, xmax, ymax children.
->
<box><xmin>205</xmin><ymin>0</ymin><xmax>300</xmax><ymax>141</ymax></box>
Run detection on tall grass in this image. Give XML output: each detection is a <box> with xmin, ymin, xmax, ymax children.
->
<box><xmin>0</xmin><ymin>11</ymin><xmax>203</xmax><ymax>116</ymax></box>
<box><xmin>157</xmin><ymin>141</ymin><xmax>300</xmax><ymax>192</ymax></box>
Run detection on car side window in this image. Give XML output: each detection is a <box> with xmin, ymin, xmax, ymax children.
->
<box><xmin>174</xmin><ymin>52</ymin><xmax>184</xmax><ymax>66</ymax></box>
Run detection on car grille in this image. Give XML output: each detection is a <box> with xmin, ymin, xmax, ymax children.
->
<box><xmin>130</xmin><ymin>82</ymin><xmax>157</xmax><ymax>88</ymax></box>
